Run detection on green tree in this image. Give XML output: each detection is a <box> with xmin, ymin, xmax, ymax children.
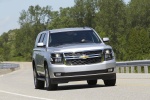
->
<box><xmin>13</xmin><ymin>5</ymin><xmax>52</xmax><ymax>61</ymax></box>
<box><xmin>19</xmin><ymin>5</ymin><xmax>52</xmax><ymax>27</ymax></box>
<box><xmin>73</xmin><ymin>0</ymin><xmax>97</xmax><ymax>27</ymax></box>
<box><xmin>95</xmin><ymin>0</ymin><xmax>127</xmax><ymax>60</ymax></box>
<box><xmin>0</xmin><ymin>48</ymin><xmax>4</xmax><ymax>63</ymax></box>
<box><xmin>127</xmin><ymin>0</ymin><xmax>150</xmax><ymax>28</ymax></box>
<box><xmin>48</xmin><ymin>7</ymin><xmax>77</xmax><ymax>29</ymax></box>
<box><xmin>1</xmin><ymin>2</ymin><xmax>150</xmax><ymax>61</ymax></box>
<box><xmin>126</xmin><ymin>28</ymin><xmax>150</xmax><ymax>60</ymax></box>
<box><xmin>125</xmin><ymin>0</ymin><xmax>150</xmax><ymax>60</ymax></box>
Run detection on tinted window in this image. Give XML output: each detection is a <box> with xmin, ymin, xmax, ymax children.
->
<box><xmin>49</xmin><ymin>30</ymin><xmax>101</xmax><ymax>47</ymax></box>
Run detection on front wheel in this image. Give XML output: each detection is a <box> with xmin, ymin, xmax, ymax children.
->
<box><xmin>33</xmin><ymin>68</ymin><xmax>45</xmax><ymax>89</ymax></box>
<box><xmin>45</xmin><ymin>67</ymin><xmax>58</xmax><ymax>90</ymax></box>
<box><xmin>103</xmin><ymin>79</ymin><xmax>116</xmax><ymax>86</ymax></box>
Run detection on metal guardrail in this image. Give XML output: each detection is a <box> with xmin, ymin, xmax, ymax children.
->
<box><xmin>0</xmin><ymin>63</ymin><xmax>19</xmax><ymax>69</ymax></box>
<box><xmin>116</xmin><ymin>60</ymin><xmax>150</xmax><ymax>67</ymax></box>
<box><xmin>0</xmin><ymin>60</ymin><xmax>149</xmax><ymax>73</ymax></box>
<box><xmin>116</xmin><ymin>60</ymin><xmax>150</xmax><ymax>73</ymax></box>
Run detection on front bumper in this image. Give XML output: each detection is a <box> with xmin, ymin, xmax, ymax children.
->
<box><xmin>51</xmin><ymin>73</ymin><xmax>116</xmax><ymax>84</ymax></box>
<box><xmin>48</xmin><ymin>59</ymin><xmax>116</xmax><ymax>83</ymax></box>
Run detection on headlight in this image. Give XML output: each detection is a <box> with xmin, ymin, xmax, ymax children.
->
<box><xmin>51</xmin><ymin>53</ymin><xmax>63</xmax><ymax>64</ymax></box>
<box><xmin>104</xmin><ymin>49</ymin><xmax>114</xmax><ymax>61</ymax></box>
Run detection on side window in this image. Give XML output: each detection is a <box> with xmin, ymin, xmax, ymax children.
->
<box><xmin>38</xmin><ymin>33</ymin><xmax>46</xmax><ymax>43</ymax></box>
<box><xmin>35</xmin><ymin>33</ymin><xmax>41</xmax><ymax>47</ymax></box>
<box><xmin>43</xmin><ymin>33</ymin><xmax>47</xmax><ymax>45</ymax></box>
<box><xmin>41</xmin><ymin>33</ymin><xmax>46</xmax><ymax>43</ymax></box>
<box><xmin>38</xmin><ymin>34</ymin><xmax>43</xmax><ymax>43</ymax></box>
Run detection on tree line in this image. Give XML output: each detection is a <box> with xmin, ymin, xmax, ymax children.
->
<box><xmin>0</xmin><ymin>0</ymin><xmax>150</xmax><ymax>61</ymax></box>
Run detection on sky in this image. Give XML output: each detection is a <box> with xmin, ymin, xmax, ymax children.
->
<box><xmin>0</xmin><ymin>0</ymin><xmax>130</xmax><ymax>35</ymax></box>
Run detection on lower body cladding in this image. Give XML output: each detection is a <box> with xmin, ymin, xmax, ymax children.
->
<box><xmin>48</xmin><ymin>60</ymin><xmax>116</xmax><ymax>84</ymax></box>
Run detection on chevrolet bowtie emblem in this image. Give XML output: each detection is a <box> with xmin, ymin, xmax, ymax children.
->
<box><xmin>80</xmin><ymin>54</ymin><xmax>89</xmax><ymax>59</ymax></box>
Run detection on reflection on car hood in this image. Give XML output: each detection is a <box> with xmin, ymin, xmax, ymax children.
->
<box><xmin>47</xmin><ymin>43</ymin><xmax>112</xmax><ymax>53</ymax></box>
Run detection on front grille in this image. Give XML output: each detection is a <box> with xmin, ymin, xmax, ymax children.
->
<box><xmin>66</xmin><ymin>57</ymin><xmax>101</xmax><ymax>65</ymax></box>
<box><xmin>64</xmin><ymin>50</ymin><xmax>102</xmax><ymax>65</ymax></box>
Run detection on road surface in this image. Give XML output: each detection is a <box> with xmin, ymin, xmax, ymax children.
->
<box><xmin>0</xmin><ymin>62</ymin><xmax>150</xmax><ymax>100</ymax></box>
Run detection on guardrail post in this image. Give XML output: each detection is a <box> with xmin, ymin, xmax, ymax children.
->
<box><xmin>131</xmin><ymin>66</ymin><xmax>134</xmax><ymax>73</ymax></box>
<box><xmin>137</xmin><ymin>66</ymin><xmax>141</xmax><ymax>73</ymax></box>
<box><xmin>121</xmin><ymin>67</ymin><xmax>124</xmax><ymax>73</ymax></box>
<box><xmin>116</xmin><ymin>60</ymin><xmax>150</xmax><ymax>73</ymax></box>
<box><xmin>116</xmin><ymin>67</ymin><xmax>120</xmax><ymax>73</ymax></box>
<box><xmin>126</xmin><ymin>67</ymin><xmax>129</xmax><ymax>73</ymax></box>
<box><xmin>144</xmin><ymin>66</ymin><xmax>148</xmax><ymax>73</ymax></box>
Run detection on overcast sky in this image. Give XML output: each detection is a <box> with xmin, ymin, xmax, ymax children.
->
<box><xmin>0</xmin><ymin>0</ymin><xmax>130</xmax><ymax>35</ymax></box>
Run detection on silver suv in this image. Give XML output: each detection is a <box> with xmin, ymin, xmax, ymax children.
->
<box><xmin>32</xmin><ymin>27</ymin><xmax>116</xmax><ymax>90</ymax></box>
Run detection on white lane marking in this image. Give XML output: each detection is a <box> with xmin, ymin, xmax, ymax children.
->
<box><xmin>0</xmin><ymin>90</ymin><xmax>54</xmax><ymax>100</ymax></box>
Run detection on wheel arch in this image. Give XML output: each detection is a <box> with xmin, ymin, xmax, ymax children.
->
<box><xmin>44</xmin><ymin>60</ymin><xmax>48</xmax><ymax>70</ymax></box>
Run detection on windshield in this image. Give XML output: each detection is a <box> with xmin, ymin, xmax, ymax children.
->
<box><xmin>49</xmin><ymin>30</ymin><xmax>101</xmax><ymax>47</ymax></box>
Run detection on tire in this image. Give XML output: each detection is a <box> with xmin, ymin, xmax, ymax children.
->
<box><xmin>33</xmin><ymin>68</ymin><xmax>45</xmax><ymax>89</ymax></box>
<box><xmin>87</xmin><ymin>80</ymin><xmax>97</xmax><ymax>85</ymax></box>
<box><xmin>45</xmin><ymin>65</ymin><xmax>58</xmax><ymax>90</ymax></box>
<box><xmin>103</xmin><ymin>79</ymin><xmax>116</xmax><ymax>86</ymax></box>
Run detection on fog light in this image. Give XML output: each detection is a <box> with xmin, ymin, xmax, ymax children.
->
<box><xmin>108</xmin><ymin>68</ymin><xmax>113</xmax><ymax>72</ymax></box>
<box><xmin>55</xmin><ymin>73</ymin><xmax>62</xmax><ymax>76</ymax></box>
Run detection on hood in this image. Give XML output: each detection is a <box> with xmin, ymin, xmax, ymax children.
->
<box><xmin>47</xmin><ymin>43</ymin><xmax>112</xmax><ymax>53</ymax></box>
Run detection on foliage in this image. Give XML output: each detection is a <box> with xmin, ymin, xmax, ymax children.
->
<box><xmin>0</xmin><ymin>0</ymin><xmax>150</xmax><ymax>61</ymax></box>
<box><xmin>0</xmin><ymin>55</ymin><xmax>3</xmax><ymax>63</ymax></box>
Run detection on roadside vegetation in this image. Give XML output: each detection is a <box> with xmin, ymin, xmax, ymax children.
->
<box><xmin>0</xmin><ymin>0</ymin><xmax>150</xmax><ymax>61</ymax></box>
<box><xmin>0</xmin><ymin>56</ymin><xmax>3</xmax><ymax>63</ymax></box>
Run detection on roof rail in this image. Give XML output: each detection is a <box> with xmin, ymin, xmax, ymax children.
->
<box><xmin>83</xmin><ymin>26</ymin><xmax>91</xmax><ymax>29</ymax></box>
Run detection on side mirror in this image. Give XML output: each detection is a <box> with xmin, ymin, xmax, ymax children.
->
<box><xmin>37</xmin><ymin>43</ymin><xmax>45</xmax><ymax>47</ymax></box>
<box><xmin>103</xmin><ymin>37</ymin><xmax>109</xmax><ymax>42</ymax></box>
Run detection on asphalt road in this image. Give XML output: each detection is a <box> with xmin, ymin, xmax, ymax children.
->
<box><xmin>0</xmin><ymin>62</ymin><xmax>150</xmax><ymax>100</ymax></box>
